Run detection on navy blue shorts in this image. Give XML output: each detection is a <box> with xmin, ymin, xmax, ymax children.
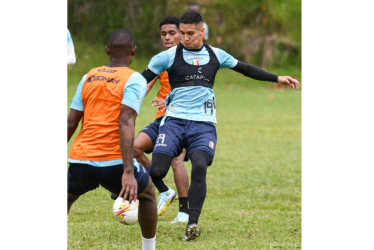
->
<box><xmin>139</xmin><ymin>117</ymin><xmax>163</xmax><ymax>153</ymax></box>
<box><xmin>153</xmin><ymin>117</ymin><xmax>217</xmax><ymax>166</ymax></box>
<box><xmin>68</xmin><ymin>163</ymin><xmax>150</xmax><ymax>196</ymax></box>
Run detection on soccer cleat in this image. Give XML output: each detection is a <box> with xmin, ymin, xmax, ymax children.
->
<box><xmin>157</xmin><ymin>188</ymin><xmax>177</xmax><ymax>216</ymax></box>
<box><xmin>184</xmin><ymin>223</ymin><xmax>201</xmax><ymax>241</ymax></box>
<box><xmin>170</xmin><ymin>212</ymin><xmax>189</xmax><ymax>224</ymax></box>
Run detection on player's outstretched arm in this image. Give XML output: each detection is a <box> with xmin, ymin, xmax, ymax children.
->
<box><xmin>67</xmin><ymin>109</ymin><xmax>83</xmax><ymax>142</ymax></box>
<box><xmin>232</xmin><ymin>61</ymin><xmax>278</xmax><ymax>82</ymax></box>
<box><xmin>231</xmin><ymin>61</ymin><xmax>300</xmax><ymax>89</ymax></box>
<box><xmin>119</xmin><ymin>104</ymin><xmax>138</xmax><ymax>202</ymax></box>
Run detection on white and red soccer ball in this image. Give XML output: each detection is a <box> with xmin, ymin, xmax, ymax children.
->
<box><xmin>113</xmin><ymin>197</ymin><xmax>139</xmax><ymax>225</ymax></box>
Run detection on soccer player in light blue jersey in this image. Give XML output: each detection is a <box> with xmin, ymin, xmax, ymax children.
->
<box><xmin>67</xmin><ymin>29</ymin><xmax>76</xmax><ymax>65</ymax></box>
<box><xmin>141</xmin><ymin>11</ymin><xmax>300</xmax><ymax>241</ymax></box>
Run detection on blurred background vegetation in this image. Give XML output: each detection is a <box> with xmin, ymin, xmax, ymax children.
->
<box><xmin>68</xmin><ymin>0</ymin><xmax>301</xmax><ymax>68</ymax></box>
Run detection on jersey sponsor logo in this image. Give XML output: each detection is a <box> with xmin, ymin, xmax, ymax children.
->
<box><xmin>209</xmin><ymin>141</ymin><xmax>215</xmax><ymax>149</ymax></box>
<box><xmin>98</xmin><ymin>68</ymin><xmax>117</xmax><ymax>73</ymax></box>
<box><xmin>198</xmin><ymin>67</ymin><xmax>202</xmax><ymax>73</ymax></box>
<box><xmin>185</xmin><ymin>74</ymin><xmax>210</xmax><ymax>81</ymax></box>
<box><xmin>155</xmin><ymin>134</ymin><xmax>167</xmax><ymax>147</ymax></box>
<box><xmin>187</xmin><ymin>55</ymin><xmax>203</xmax><ymax>60</ymax></box>
<box><xmin>87</xmin><ymin>75</ymin><xmax>120</xmax><ymax>84</ymax></box>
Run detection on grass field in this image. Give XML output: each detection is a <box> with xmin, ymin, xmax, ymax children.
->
<box><xmin>67</xmin><ymin>40</ymin><xmax>301</xmax><ymax>249</ymax></box>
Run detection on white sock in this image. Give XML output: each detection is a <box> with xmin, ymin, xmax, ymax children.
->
<box><xmin>141</xmin><ymin>235</ymin><xmax>156</xmax><ymax>250</ymax></box>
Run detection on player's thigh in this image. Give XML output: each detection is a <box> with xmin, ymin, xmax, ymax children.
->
<box><xmin>138</xmin><ymin>177</ymin><xmax>156</xmax><ymax>202</ymax></box>
<box><xmin>135</xmin><ymin>132</ymin><xmax>154</xmax><ymax>154</ymax></box>
<box><xmin>98</xmin><ymin>164</ymin><xmax>123</xmax><ymax>195</ymax></box>
<box><xmin>153</xmin><ymin>117</ymin><xmax>184</xmax><ymax>158</ymax></box>
<box><xmin>100</xmin><ymin>163</ymin><xmax>150</xmax><ymax>196</ymax></box>
<box><xmin>136</xmin><ymin>117</ymin><xmax>162</xmax><ymax>153</ymax></box>
<box><xmin>186</xmin><ymin>121</ymin><xmax>217</xmax><ymax>166</ymax></box>
<box><xmin>171</xmin><ymin>148</ymin><xmax>187</xmax><ymax>167</ymax></box>
<box><xmin>67</xmin><ymin>163</ymin><xmax>101</xmax><ymax>196</ymax></box>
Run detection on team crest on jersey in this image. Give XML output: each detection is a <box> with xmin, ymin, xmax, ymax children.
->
<box><xmin>209</xmin><ymin>141</ymin><xmax>215</xmax><ymax>149</ymax></box>
<box><xmin>191</xmin><ymin>59</ymin><xmax>200</xmax><ymax>65</ymax></box>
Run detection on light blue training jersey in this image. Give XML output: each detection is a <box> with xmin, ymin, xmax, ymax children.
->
<box><xmin>68</xmin><ymin>70</ymin><xmax>147</xmax><ymax>168</ymax></box>
<box><xmin>147</xmin><ymin>44</ymin><xmax>238</xmax><ymax>123</ymax></box>
<box><xmin>67</xmin><ymin>29</ymin><xmax>74</xmax><ymax>47</ymax></box>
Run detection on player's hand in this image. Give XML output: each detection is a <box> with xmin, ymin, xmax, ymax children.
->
<box><xmin>277</xmin><ymin>76</ymin><xmax>300</xmax><ymax>89</ymax></box>
<box><xmin>119</xmin><ymin>170</ymin><xmax>138</xmax><ymax>203</ymax></box>
<box><xmin>151</xmin><ymin>97</ymin><xmax>166</xmax><ymax>112</ymax></box>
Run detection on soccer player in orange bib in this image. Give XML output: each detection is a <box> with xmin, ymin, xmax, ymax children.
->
<box><xmin>67</xmin><ymin>29</ymin><xmax>157</xmax><ymax>250</ymax></box>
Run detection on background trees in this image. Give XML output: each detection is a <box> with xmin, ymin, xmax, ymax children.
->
<box><xmin>68</xmin><ymin>0</ymin><xmax>301</xmax><ymax>68</ymax></box>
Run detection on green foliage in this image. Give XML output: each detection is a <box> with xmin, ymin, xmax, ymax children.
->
<box><xmin>67</xmin><ymin>41</ymin><xmax>301</xmax><ymax>248</ymax></box>
<box><xmin>68</xmin><ymin>0</ymin><xmax>167</xmax><ymax>57</ymax></box>
<box><xmin>68</xmin><ymin>0</ymin><xmax>301</xmax><ymax>67</ymax></box>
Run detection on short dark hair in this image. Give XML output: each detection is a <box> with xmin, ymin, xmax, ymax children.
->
<box><xmin>180</xmin><ymin>11</ymin><xmax>203</xmax><ymax>25</ymax></box>
<box><xmin>159</xmin><ymin>16</ymin><xmax>180</xmax><ymax>29</ymax></box>
<box><xmin>107</xmin><ymin>29</ymin><xmax>134</xmax><ymax>54</ymax></box>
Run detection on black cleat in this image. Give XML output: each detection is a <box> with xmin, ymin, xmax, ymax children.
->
<box><xmin>184</xmin><ymin>223</ymin><xmax>201</xmax><ymax>241</ymax></box>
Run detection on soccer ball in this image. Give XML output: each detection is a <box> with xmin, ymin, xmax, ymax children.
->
<box><xmin>113</xmin><ymin>197</ymin><xmax>139</xmax><ymax>225</ymax></box>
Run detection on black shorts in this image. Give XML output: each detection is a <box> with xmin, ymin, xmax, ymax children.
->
<box><xmin>68</xmin><ymin>163</ymin><xmax>150</xmax><ymax>196</ymax></box>
<box><xmin>139</xmin><ymin>117</ymin><xmax>163</xmax><ymax>153</ymax></box>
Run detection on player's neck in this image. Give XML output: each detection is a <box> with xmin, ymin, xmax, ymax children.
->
<box><xmin>182</xmin><ymin>41</ymin><xmax>204</xmax><ymax>51</ymax></box>
<box><xmin>109</xmin><ymin>57</ymin><xmax>131</xmax><ymax>67</ymax></box>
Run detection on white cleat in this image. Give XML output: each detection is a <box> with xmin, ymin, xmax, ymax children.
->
<box><xmin>170</xmin><ymin>212</ymin><xmax>189</xmax><ymax>224</ymax></box>
<box><xmin>157</xmin><ymin>188</ymin><xmax>177</xmax><ymax>216</ymax></box>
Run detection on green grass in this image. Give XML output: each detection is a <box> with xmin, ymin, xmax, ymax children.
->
<box><xmin>68</xmin><ymin>40</ymin><xmax>301</xmax><ymax>249</ymax></box>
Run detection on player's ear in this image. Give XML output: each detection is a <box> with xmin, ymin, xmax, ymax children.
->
<box><xmin>201</xmin><ymin>26</ymin><xmax>205</xmax><ymax>36</ymax></box>
<box><xmin>131</xmin><ymin>45</ymin><xmax>137</xmax><ymax>56</ymax></box>
<box><xmin>105</xmin><ymin>45</ymin><xmax>110</xmax><ymax>55</ymax></box>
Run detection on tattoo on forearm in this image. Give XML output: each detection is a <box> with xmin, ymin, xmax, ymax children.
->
<box><xmin>120</xmin><ymin>138</ymin><xmax>134</xmax><ymax>171</ymax></box>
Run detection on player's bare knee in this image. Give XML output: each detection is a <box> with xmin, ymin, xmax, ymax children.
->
<box><xmin>139</xmin><ymin>181</ymin><xmax>156</xmax><ymax>203</ymax></box>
